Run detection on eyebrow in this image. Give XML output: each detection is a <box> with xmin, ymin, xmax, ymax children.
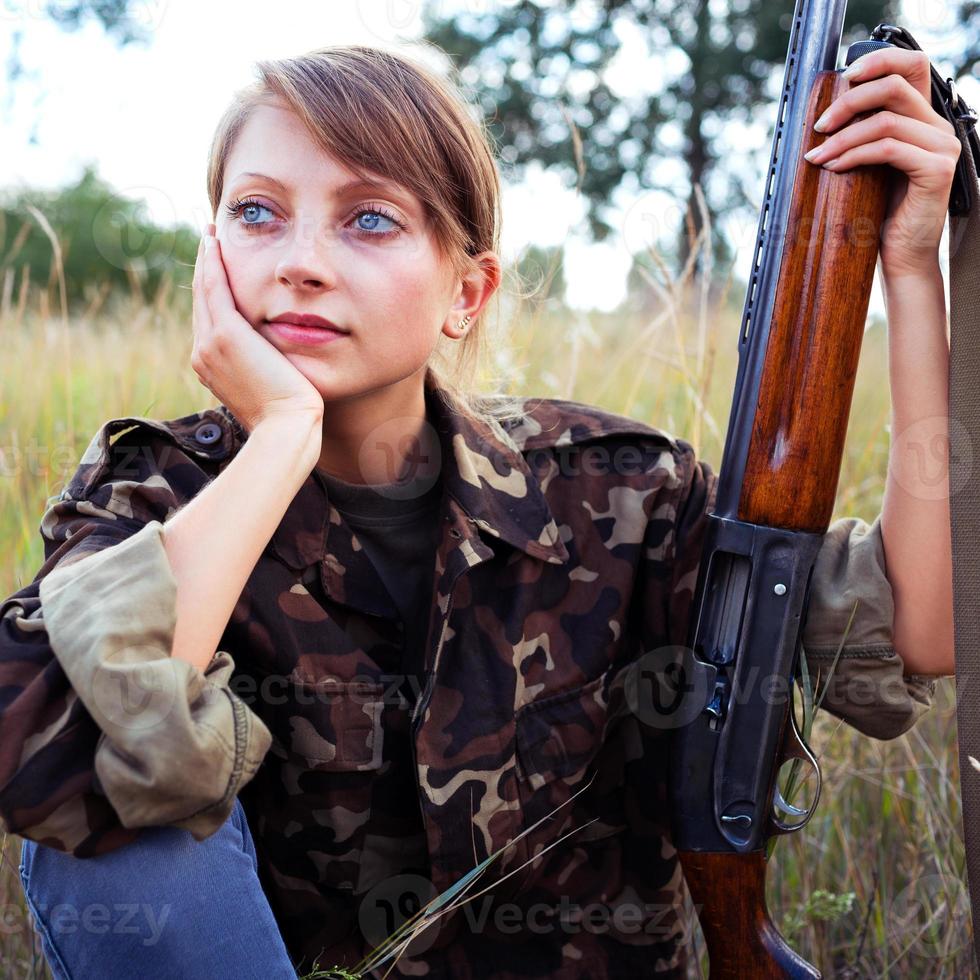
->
<box><xmin>228</xmin><ymin>171</ymin><xmax>413</xmax><ymax>205</ymax></box>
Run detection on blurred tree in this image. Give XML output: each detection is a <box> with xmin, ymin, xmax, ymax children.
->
<box><xmin>423</xmin><ymin>0</ymin><xmax>904</xmax><ymax>279</ymax></box>
<box><xmin>36</xmin><ymin>0</ymin><xmax>153</xmax><ymax>45</ymax></box>
<box><xmin>953</xmin><ymin>1</ymin><xmax>979</xmax><ymax>76</ymax></box>
<box><xmin>0</xmin><ymin>163</ymin><xmax>198</xmax><ymax>315</ymax></box>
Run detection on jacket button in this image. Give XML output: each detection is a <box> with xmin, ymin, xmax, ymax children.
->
<box><xmin>194</xmin><ymin>422</ymin><xmax>222</xmax><ymax>446</ymax></box>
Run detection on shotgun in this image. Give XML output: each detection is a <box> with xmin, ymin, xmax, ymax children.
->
<box><xmin>665</xmin><ymin>0</ymin><xmax>898</xmax><ymax>974</ymax></box>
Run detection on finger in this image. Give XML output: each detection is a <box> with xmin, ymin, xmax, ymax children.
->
<box><xmin>192</xmin><ymin>233</ymin><xmax>205</xmax><ymax>293</ymax></box>
<box><xmin>192</xmin><ymin>222</ymin><xmax>216</xmax><ymax>297</ymax></box>
<box><xmin>198</xmin><ymin>233</ymin><xmax>241</xmax><ymax>330</ymax></box>
<box><xmin>818</xmin><ymin>74</ymin><xmax>937</xmax><ymax>133</ymax></box>
<box><xmin>841</xmin><ymin>47</ymin><xmax>932</xmax><ymax>104</ymax></box>
<box><xmin>192</xmin><ymin>234</ymin><xmax>213</xmax><ymax>340</ymax></box>
<box><xmin>814</xmin><ymin>137</ymin><xmax>957</xmax><ymax>194</ymax></box>
<box><xmin>805</xmin><ymin>111</ymin><xmax>962</xmax><ymax>165</ymax></box>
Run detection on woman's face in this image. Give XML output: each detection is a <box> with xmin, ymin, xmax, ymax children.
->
<box><xmin>215</xmin><ymin>100</ymin><xmax>470</xmax><ymax>405</ymax></box>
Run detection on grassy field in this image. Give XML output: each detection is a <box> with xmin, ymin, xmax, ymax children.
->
<box><xmin>0</xmin><ymin>250</ymin><xmax>971</xmax><ymax>978</ymax></box>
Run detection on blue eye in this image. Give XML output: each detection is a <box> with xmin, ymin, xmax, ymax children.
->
<box><xmin>224</xmin><ymin>197</ymin><xmax>275</xmax><ymax>229</ymax></box>
<box><xmin>352</xmin><ymin>207</ymin><xmax>399</xmax><ymax>235</ymax></box>
<box><xmin>350</xmin><ymin>205</ymin><xmax>404</xmax><ymax>239</ymax></box>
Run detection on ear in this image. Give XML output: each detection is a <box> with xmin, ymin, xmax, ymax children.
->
<box><xmin>442</xmin><ymin>251</ymin><xmax>502</xmax><ymax>339</ymax></box>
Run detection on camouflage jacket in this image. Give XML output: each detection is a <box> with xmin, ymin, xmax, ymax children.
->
<box><xmin>0</xmin><ymin>380</ymin><xmax>937</xmax><ymax>979</ymax></box>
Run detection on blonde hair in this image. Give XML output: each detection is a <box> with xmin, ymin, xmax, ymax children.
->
<box><xmin>205</xmin><ymin>43</ymin><xmax>529</xmax><ymax>430</ymax></box>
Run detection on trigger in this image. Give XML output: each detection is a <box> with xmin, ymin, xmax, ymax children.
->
<box><xmin>773</xmin><ymin>785</ymin><xmax>808</xmax><ymax>818</ymax></box>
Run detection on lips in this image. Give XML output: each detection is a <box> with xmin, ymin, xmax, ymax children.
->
<box><xmin>266</xmin><ymin>312</ymin><xmax>348</xmax><ymax>332</ymax></box>
<box><xmin>266</xmin><ymin>317</ymin><xmax>349</xmax><ymax>347</ymax></box>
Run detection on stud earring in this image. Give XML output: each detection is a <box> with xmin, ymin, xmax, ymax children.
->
<box><xmin>456</xmin><ymin>315</ymin><xmax>472</xmax><ymax>333</ymax></box>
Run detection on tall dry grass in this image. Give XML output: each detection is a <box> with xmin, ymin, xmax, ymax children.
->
<box><xmin>0</xmin><ymin>202</ymin><xmax>971</xmax><ymax>978</ymax></box>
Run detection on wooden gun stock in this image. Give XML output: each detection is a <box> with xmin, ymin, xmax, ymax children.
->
<box><xmin>739</xmin><ymin>71</ymin><xmax>892</xmax><ymax>533</ymax></box>
<box><xmin>681</xmin><ymin>851</ymin><xmax>820</xmax><ymax>978</ymax></box>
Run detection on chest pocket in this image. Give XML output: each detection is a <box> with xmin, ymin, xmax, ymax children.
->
<box><xmin>516</xmin><ymin>672</ymin><xmax>608</xmax><ymax>787</ymax></box>
<box><xmin>284</xmin><ymin>670</ymin><xmax>385</xmax><ymax>770</ymax></box>
<box><xmin>512</xmin><ymin>667</ymin><xmax>628</xmax><ymax>891</ymax></box>
<box><xmin>259</xmin><ymin>669</ymin><xmax>387</xmax><ymax>894</ymax></box>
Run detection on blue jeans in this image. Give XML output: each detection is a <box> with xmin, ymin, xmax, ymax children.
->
<box><xmin>18</xmin><ymin>797</ymin><xmax>297</xmax><ymax>979</ymax></box>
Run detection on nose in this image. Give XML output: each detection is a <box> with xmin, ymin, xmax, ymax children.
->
<box><xmin>274</xmin><ymin>216</ymin><xmax>338</xmax><ymax>290</ymax></box>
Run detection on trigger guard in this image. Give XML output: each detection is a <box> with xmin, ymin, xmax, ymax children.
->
<box><xmin>768</xmin><ymin>684</ymin><xmax>823</xmax><ymax>836</ymax></box>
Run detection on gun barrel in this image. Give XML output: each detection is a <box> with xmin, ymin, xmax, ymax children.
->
<box><xmin>716</xmin><ymin>0</ymin><xmax>867</xmax><ymax>524</ymax></box>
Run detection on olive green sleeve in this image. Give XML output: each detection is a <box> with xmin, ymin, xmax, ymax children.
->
<box><xmin>39</xmin><ymin>518</ymin><xmax>272</xmax><ymax>839</ymax></box>
<box><xmin>800</xmin><ymin>513</ymin><xmax>937</xmax><ymax>740</ymax></box>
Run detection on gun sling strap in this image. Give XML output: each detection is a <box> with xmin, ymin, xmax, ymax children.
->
<box><xmin>947</xmin><ymin>74</ymin><xmax>980</xmax><ymax>980</ymax></box>
<box><xmin>872</xmin><ymin>24</ymin><xmax>980</xmax><ymax>970</ymax></box>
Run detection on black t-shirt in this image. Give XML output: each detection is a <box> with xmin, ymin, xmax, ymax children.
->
<box><xmin>313</xmin><ymin>466</ymin><xmax>443</xmax><ymax>705</ymax></box>
<box><xmin>307</xmin><ymin>465</ymin><xmax>443</xmax><ymax>888</ymax></box>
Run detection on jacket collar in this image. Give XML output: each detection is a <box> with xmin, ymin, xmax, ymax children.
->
<box><xmin>423</xmin><ymin>382</ymin><xmax>569</xmax><ymax>565</ymax></box>
<box><xmin>219</xmin><ymin>378</ymin><xmax>569</xmax><ymax>579</ymax></box>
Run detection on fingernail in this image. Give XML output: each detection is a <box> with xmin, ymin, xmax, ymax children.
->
<box><xmin>813</xmin><ymin>110</ymin><xmax>832</xmax><ymax>132</ymax></box>
<box><xmin>803</xmin><ymin>147</ymin><xmax>823</xmax><ymax>162</ymax></box>
<box><xmin>204</xmin><ymin>235</ymin><xmax>214</xmax><ymax>252</ymax></box>
<box><xmin>822</xmin><ymin>157</ymin><xmax>842</xmax><ymax>169</ymax></box>
<box><xmin>842</xmin><ymin>60</ymin><xmax>864</xmax><ymax>80</ymax></box>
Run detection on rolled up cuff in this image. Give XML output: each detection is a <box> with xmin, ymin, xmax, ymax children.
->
<box><xmin>39</xmin><ymin>519</ymin><xmax>271</xmax><ymax>837</ymax></box>
<box><xmin>802</xmin><ymin>647</ymin><xmax>937</xmax><ymax>740</ymax></box>
<box><xmin>802</xmin><ymin>513</ymin><xmax>895</xmax><ymax>652</ymax></box>
<box><xmin>796</xmin><ymin>513</ymin><xmax>936</xmax><ymax>739</ymax></box>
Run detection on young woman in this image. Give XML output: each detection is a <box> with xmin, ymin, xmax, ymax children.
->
<box><xmin>4</xmin><ymin>41</ymin><xmax>957</xmax><ymax>980</ymax></box>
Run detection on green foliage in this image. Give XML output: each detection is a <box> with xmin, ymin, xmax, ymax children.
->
<box><xmin>0</xmin><ymin>164</ymin><xmax>198</xmax><ymax>315</ymax></box>
<box><xmin>783</xmin><ymin>889</ymin><xmax>858</xmax><ymax>940</ymax></box>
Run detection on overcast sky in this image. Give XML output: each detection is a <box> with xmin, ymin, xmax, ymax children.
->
<box><xmin>1</xmin><ymin>0</ymin><xmax>975</xmax><ymax>315</ymax></box>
